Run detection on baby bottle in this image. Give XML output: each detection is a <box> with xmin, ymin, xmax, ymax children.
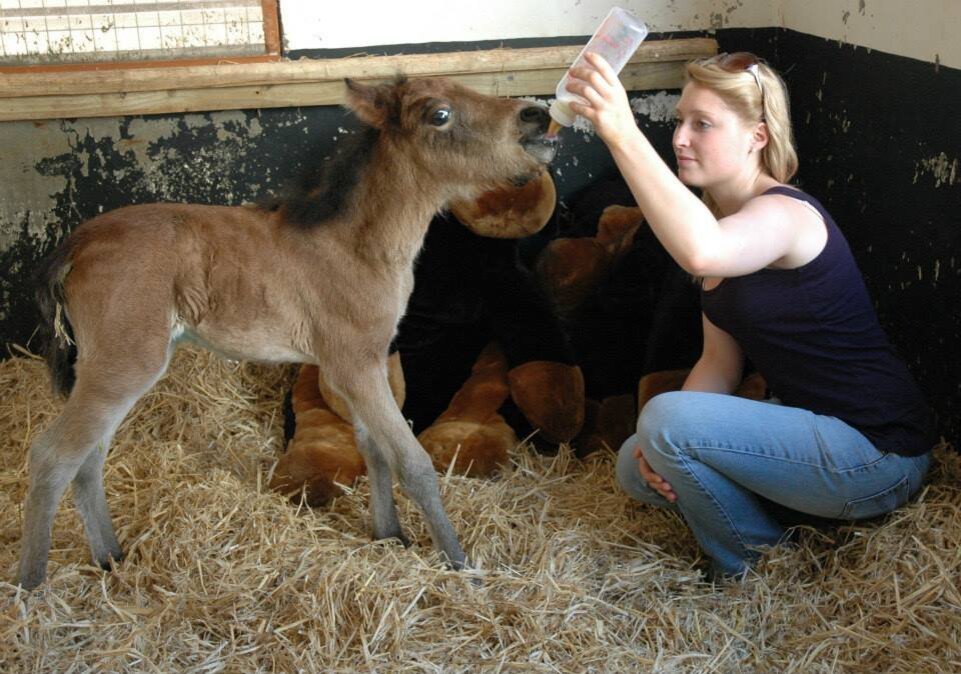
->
<box><xmin>548</xmin><ymin>7</ymin><xmax>649</xmax><ymax>132</ymax></box>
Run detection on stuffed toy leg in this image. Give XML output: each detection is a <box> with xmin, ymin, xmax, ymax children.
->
<box><xmin>416</xmin><ymin>342</ymin><xmax>518</xmax><ymax>476</ymax></box>
<box><xmin>269</xmin><ymin>353</ymin><xmax>404</xmax><ymax>506</ymax></box>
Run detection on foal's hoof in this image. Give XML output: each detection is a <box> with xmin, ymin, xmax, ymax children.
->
<box><xmin>374</xmin><ymin>530</ymin><xmax>411</xmax><ymax>548</ymax></box>
<box><xmin>97</xmin><ymin>551</ymin><xmax>125</xmax><ymax>572</ymax></box>
<box><xmin>16</xmin><ymin>571</ymin><xmax>46</xmax><ymax>592</ymax></box>
<box><xmin>444</xmin><ymin>551</ymin><xmax>469</xmax><ymax>572</ymax></box>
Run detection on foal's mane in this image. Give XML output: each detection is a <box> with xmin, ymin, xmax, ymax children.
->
<box><xmin>259</xmin><ymin>124</ymin><xmax>380</xmax><ymax>228</ymax></box>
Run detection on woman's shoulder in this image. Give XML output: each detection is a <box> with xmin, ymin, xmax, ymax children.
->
<box><xmin>746</xmin><ymin>183</ymin><xmax>829</xmax><ymax>223</ymax></box>
<box><xmin>738</xmin><ymin>184</ymin><xmax>823</xmax><ymax>225</ymax></box>
<box><xmin>757</xmin><ymin>184</ymin><xmax>829</xmax><ymax>216</ymax></box>
<box><xmin>746</xmin><ymin>184</ymin><xmax>831</xmax><ymax>269</ymax></box>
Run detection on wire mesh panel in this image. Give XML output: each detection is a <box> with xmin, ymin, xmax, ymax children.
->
<box><xmin>0</xmin><ymin>0</ymin><xmax>269</xmax><ymax>65</ymax></box>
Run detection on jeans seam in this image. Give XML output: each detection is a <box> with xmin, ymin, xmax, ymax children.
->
<box><xmin>839</xmin><ymin>474</ymin><xmax>909</xmax><ymax>519</ymax></box>
<box><xmin>681</xmin><ymin>440</ymin><xmax>888</xmax><ymax>474</ymax></box>
<box><xmin>674</xmin><ymin>446</ymin><xmax>754</xmax><ymax>563</ymax></box>
<box><xmin>811</xmin><ymin>417</ymin><xmax>888</xmax><ymax>473</ymax></box>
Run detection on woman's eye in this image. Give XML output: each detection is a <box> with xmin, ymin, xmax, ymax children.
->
<box><xmin>430</xmin><ymin>108</ymin><xmax>452</xmax><ymax>126</ymax></box>
<box><xmin>696</xmin><ymin>120</ymin><xmax>711</xmax><ymax>130</ymax></box>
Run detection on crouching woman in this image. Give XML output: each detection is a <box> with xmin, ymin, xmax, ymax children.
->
<box><xmin>564</xmin><ymin>51</ymin><xmax>935</xmax><ymax>579</ymax></box>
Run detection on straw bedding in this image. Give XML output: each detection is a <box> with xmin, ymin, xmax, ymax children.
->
<box><xmin>1</xmin><ymin>346</ymin><xmax>959</xmax><ymax>673</ymax></box>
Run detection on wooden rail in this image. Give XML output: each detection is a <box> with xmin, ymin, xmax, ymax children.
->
<box><xmin>0</xmin><ymin>38</ymin><xmax>716</xmax><ymax>121</ymax></box>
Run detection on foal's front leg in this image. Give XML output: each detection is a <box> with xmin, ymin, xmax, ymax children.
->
<box><xmin>342</xmin><ymin>369</ymin><xmax>466</xmax><ymax>569</ymax></box>
<box><xmin>353</xmin><ymin>421</ymin><xmax>409</xmax><ymax>546</ymax></box>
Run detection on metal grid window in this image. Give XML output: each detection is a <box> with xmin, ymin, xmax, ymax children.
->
<box><xmin>0</xmin><ymin>0</ymin><xmax>270</xmax><ymax>65</ymax></box>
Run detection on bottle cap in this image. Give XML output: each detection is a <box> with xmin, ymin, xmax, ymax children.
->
<box><xmin>549</xmin><ymin>99</ymin><xmax>576</xmax><ymax>127</ymax></box>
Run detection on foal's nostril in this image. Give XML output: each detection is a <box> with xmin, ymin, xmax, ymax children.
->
<box><xmin>519</xmin><ymin>105</ymin><xmax>549</xmax><ymax>129</ymax></box>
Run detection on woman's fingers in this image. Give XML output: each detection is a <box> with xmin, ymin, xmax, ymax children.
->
<box><xmin>567</xmin><ymin>71</ymin><xmax>613</xmax><ymax>109</ymax></box>
<box><xmin>583</xmin><ymin>51</ymin><xmax>619</xmax><ymax>84</ymax></box>
<box><xmin>636</xmin><ymin>449</ymin><xmax>677</xmax><ymax>502</ymax></box>
<box><xmin>569</xmin><ymin>65</ymin><xmax>609</xmax><ymax>92</ymax></box>
<box><xmin>564</xmin><ymin>59</ymin><xmax>636</xmax><ymax>146</ymax></box>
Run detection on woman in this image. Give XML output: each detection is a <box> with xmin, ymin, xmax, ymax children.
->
<box><xmin>565</xmin><ymin>52</ymin><xmax>934</xmax><ymax>579</ymax></box>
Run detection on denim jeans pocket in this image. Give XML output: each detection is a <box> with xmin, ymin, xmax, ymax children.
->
<box><xmin>840</xmin><ymin>475</ymin><xmax>909</xmax><ymax>520</ymax></box>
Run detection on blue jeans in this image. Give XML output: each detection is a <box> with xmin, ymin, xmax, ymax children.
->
<box><xmin>616</xmin><ymin>391</ymin><xmax>930</xmax><ymax>578</ymax></box>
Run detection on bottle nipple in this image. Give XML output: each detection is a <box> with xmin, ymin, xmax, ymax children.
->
<box><xmin>547</xmin><ymin>99</ymin><xmax>576</xmax><ymax>134</ymax></box>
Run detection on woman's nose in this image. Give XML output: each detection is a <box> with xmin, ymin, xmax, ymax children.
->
<box><xmin>673</xmin><ymin>127</ymin><xmax>688</xmax><ymax>149</ymax></box>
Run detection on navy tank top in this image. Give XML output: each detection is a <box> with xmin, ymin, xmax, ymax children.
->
<box><xmin>701</xmin><ymin>186</ymin><xmax>933</xmax><ymax>457</ymax></box>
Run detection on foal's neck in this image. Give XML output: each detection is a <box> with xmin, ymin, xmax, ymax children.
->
<box><xmin>345</xmin><ymin>150</ymin><xmax>453</xmax><ymax>271</ymax></box>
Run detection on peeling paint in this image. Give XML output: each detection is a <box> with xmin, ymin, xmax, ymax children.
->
<box><xmin>0</xmin><ymin>121</ymin><xmax>76</xmax><ymax>250</ymax></box>
<box><xmin>630</xmin><ymin>91</ymin><xmax>681</xmax><ymax>123</ymax></box>
<box><xmin>913</xmin><ymin>153</ymin><xmax>959</xmax><ymax>188</ymax></box>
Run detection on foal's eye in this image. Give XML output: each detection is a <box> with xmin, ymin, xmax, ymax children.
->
<box><xmin>429</xmin><ymin>107</ymin><xmax>452</xmax><ymax>126</ymax></box>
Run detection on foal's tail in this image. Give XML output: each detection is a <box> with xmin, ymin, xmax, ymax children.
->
<box><xmin>34</xmin><ymin>239</ymin><xmax>78</xmax><ymax>398</ymax></box>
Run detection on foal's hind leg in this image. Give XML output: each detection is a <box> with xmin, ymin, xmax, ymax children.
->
<box><xmin>73</xmin><ymin>433</ymin><xmax>123</xmax><ymax>570</ymax></box>
<box><xmin>18</xmin><ymin>348</ymin><xmax>170</xmax><ymax>589</ymax></box>
<box><xmin>342</xmin><ymin>368</ymin><xmax>466</xmax><ymax>568</ymax></box>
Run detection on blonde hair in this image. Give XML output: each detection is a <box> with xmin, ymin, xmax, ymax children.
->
<box><xmin>685</xmin><ymin>55</ymin><xmax>798</xmax><ymax>214</ymax></box>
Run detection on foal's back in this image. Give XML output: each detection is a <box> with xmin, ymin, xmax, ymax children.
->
<box><xmin>59</xmin><ymin>202</ymin><xmax>324</xmax><ymax>364</ymax></box>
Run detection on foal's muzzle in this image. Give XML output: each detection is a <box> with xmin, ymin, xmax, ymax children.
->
<box><xmin>518</xmin><ymin>104</ymin><xmax>558</xmax><ymax>165</ymax></box>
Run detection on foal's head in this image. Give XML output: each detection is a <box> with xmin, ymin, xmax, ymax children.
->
<box><xmin>345</xmin><ymin>76</ymin><xmax>556</xmax><ymax>202</ymax></box>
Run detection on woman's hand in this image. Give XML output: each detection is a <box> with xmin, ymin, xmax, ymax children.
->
<box><xmin>634</xmin><ymin>445</ymin><xmax>677</xmax><ymax>502</ymax></box>
<box><xmin>565</xmin><ymin>52</ymin><xmax>640</xmax><ymax>148</ymax></box>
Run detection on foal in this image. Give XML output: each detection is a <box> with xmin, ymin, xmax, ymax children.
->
<box><xmin>18</xmin><ymin>76</ymin><xmax>556</xmax><ymax>589</ymax></box>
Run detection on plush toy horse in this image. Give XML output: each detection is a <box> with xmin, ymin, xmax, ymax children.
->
<box><xmin>271</xmin><ymin>168</ymin><xmax>585</xmax><ymax>506</ymax></box>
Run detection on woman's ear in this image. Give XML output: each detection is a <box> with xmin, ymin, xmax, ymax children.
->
<box><xmin>752</xmin><ymin>121</ymin><xmax>770</xmax><ymax>153</ymax></box>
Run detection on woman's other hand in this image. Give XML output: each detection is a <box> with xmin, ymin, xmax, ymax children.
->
<box><xmin>635</xmin><ymin>445</ymin><xmax>677</xmax><ymax>502</ymax></box>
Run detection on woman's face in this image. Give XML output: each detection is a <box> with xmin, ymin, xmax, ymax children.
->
<box><xmin>672</xmin><ymin>82</ymin><xmax>759</xmax><ymax>189</ymax></box>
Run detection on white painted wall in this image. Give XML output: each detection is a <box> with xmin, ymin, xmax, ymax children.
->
<box><xmin>280</xmin><ymin>0</ymin><xmax>959</xmax><ymax>69</ymax></box>
<box><xmin>279</xmin><ymin>1</ymin><xmax>774</xmax><ymax>50</ymax></box>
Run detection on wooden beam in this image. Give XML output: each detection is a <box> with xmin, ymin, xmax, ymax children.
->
<box><xmin>0</xmin><ymin>38</ymin><xmax>716</xmax><ymax>121</ymax></box>
<box><xmin>260</xmin><ymin>0</ymin><xmax>282</xmax><ymax>56</ymax></box>
<box><xmin>0</xmin><ymin>54</ymin><xmax>282</xmax><ymax>76</ymax></box>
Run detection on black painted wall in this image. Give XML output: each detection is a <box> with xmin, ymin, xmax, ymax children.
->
<box><xmin>1</xmin><ymin>28</ymin><xmax>957</xmax><ymax>443</ymax></box>
<box><xmin>721</xmin><ymin>28</ymin><xmax>960</xmax><ymax>444</ymax></box>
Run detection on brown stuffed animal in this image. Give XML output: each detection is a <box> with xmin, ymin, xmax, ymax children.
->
<box><xmin>270</xmin><ymin>168</ymin><xmax>585</xmax><ymax>505</ymax></box>
<box><xmin>536</xmin><ymin>204</ymin><xmax>643</xmax><ymax>321</ymax></box>
<box><xmin>535</xmin><ymin>204</ymin><xmax>646</xmax><ymax>456</ymax></box>
<box><xmin>536</xmin><ymin>204</ymin><xmax>768</xmax><ymax>456</ymax></box>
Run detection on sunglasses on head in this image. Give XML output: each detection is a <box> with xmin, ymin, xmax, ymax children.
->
<box><xmin>703</xmin><ymin>52</ymin><xmax>764</xmax><ymax>97</ymax></box>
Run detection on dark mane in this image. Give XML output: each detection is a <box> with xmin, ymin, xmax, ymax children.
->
<box><xmin>258</xmin><ymin>124</ymin><xmax>380</xmax><ymax>227</ymax></box>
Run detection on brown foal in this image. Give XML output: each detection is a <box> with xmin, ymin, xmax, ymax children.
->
<box><xmin>17</xmin><ymin>76</ymin><xmax>556</xmax><ymax>589</ymax></box>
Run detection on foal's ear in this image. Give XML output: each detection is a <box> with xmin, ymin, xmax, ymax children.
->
<box><xmin>344</xmin><ymin>78</ymin><xmax>398</xmax><ymax>130</ymax></box>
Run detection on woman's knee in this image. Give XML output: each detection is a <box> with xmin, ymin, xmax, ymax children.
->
<box><xmin>636</xmin><ymin>391</ymin><xmax>692</xmax><ymax>451</ymax></box>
